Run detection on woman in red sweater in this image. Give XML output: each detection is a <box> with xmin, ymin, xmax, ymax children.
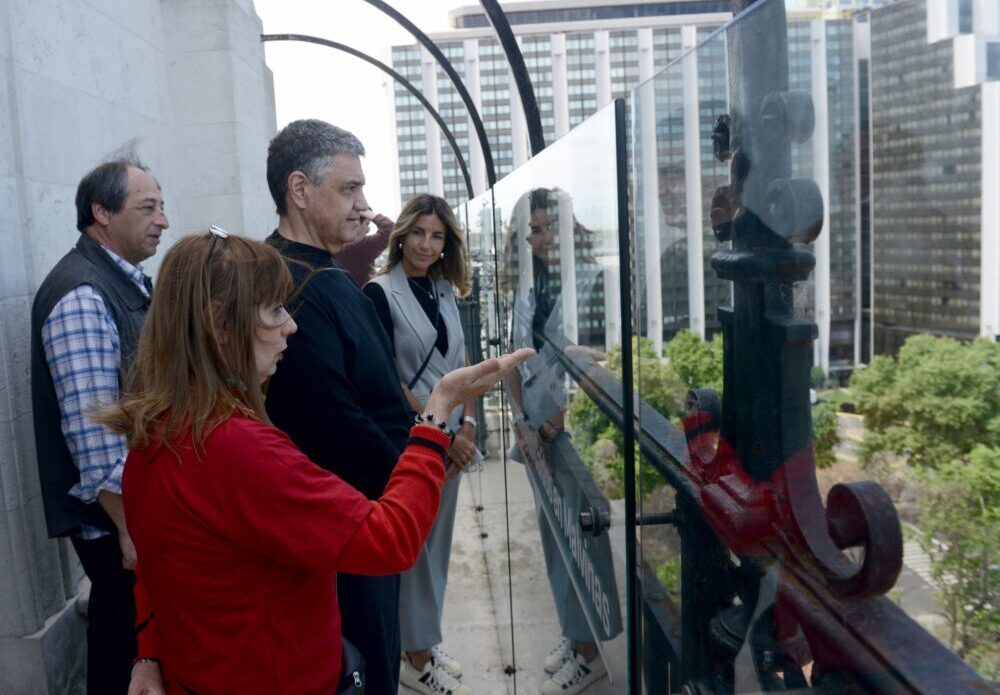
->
<box><xmin>99</xmin><ymin>231</ymin><xmax>530</xmax><ymax>695</ymax></box>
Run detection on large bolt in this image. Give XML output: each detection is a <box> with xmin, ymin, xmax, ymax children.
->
<box><xmin>763</xmin><ymin>178</ymin><xmax>824</xmax><ymax>244</ymax></box>
<box><xmin>759</xmin><ymin>91</ymin><xmax>815</xmax><ymax>144</ymax></box>
<box><xmin>712</xmin><ymin>114</ymin><xmax>732</xmax><ymax>162</ymax></box>
<box><xmin>711</xmin><ymin>185</ymin><xmax>738</xmax><ymax>243</ymax></box>
<box><xmin>579</xmin><ymin>507</ymin><xmax>611</xmax><ymax>537</ymax></box>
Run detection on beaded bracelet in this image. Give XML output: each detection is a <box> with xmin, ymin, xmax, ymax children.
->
<box><xmin>414</xmin><ymin>412</ymin><xmax>456</xmax><ymax>443</ymax></box>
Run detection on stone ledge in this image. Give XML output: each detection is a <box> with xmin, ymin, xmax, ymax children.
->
<box><xmin>0</xmin><ymin>592</ymin><xmax>86</xmax><ymax>695</ymax></box>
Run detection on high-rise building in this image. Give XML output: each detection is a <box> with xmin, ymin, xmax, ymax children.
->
<box><xmin>867</xmin><ymin>0</ymin><xmax>1000</xmax><ymax>354</ymax></box>
<box><xmin>390</xmin><ymin>0</ymin><xmax>985</xmax><ymax>372</ymax></box>
<box><xmin>389</xmin><ymin>0</ymin><xmax>732</xmax><ymax>208</ymax></box>
<box><xmin>784</xmin><ymin>12</ymin><xmax>863</xmax><ymax>375</ymax></box>
<box><xmin>389</xmin><ymin>0</ymin><xmax>735</xmax><ymax>358</ymax></box>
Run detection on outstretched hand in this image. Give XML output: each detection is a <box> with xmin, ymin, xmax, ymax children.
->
<box><xmin>424</xmin><ymin>349</ymin><xmax>535</xmax><ymax>423</ymax></box>
<box><xmin>128</xmin><ymin>661</ymin><xmax>165</xmax><ymax>695</ymax></box>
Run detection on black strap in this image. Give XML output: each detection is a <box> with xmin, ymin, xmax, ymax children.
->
<box><xmin>406</xmin><ymin>435</ymin><xmax>449</xmax><ymax>459</ymax></box>
<box><xmin>337</xmin><ymin>637</ymin><xmax>366</xmax><ymax>694</ymax></box>
<box><xmin>406</xmin><ymin>290</ymin><xmax>440</xmax><ymax>391</ymax></box>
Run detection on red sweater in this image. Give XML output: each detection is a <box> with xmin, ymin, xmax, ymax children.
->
<box><xmin>124</xmin><ymin>416</ymin><xmax>448</xmax><ymax>694</ymax></box>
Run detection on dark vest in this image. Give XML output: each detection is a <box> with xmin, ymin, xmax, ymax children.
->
<box><xmin>30</xmin><ymin>233</ymin><xmax>152</xmax><ymax>538</ymax></box>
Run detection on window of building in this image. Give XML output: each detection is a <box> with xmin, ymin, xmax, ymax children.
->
<box><xmin>959</xmin><ymin>0</ymin><xmax>973</xmax><ymax>34</ymax></box>
<box><xmin>988</xmin><ymin>43</ymin><xmax>1000</xmax><ymax>80</ymax></box>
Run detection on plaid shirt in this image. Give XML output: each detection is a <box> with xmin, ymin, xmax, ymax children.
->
<box><xmin>40</xmin><ymin>247</ymin><xmax>149</xmax><ymax>539</ymax></box>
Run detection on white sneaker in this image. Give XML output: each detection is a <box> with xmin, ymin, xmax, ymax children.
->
<box><xmin>431</xmin><ymin>644</ymin><xmax>463</xmax><ymax>679</ymax></box>
<box><xmin>541</xmin><ymin>651</ymin><xmax>607</xmax><ymax>695</ymax></box>
<box><xmin>544</xmin><ymin>637</ymin><xmax>573</xmax><ymax>674</ymax></box>
<box><xmin>400</xmin><ymin>656</ymin><xmax>471</xmax><ymax>695</ymax></box>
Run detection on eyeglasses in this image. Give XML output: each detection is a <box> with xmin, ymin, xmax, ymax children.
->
<box><xmin>206</xmin><ymin>225</ymin><xmax>230</xmax><ymax>267</ymax></box>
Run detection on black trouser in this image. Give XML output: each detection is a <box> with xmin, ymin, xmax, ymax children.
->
<box><xmin>337</xmin><ymin>572</ymin><xmax>401</xmax><ymax>695</ymax></box>
<box><xmin>71</xmin><ymin>534</ymin><xmax>137</xmax><ymax>695</ymax></box>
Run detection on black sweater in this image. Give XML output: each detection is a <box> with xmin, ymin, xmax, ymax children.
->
<box><xmin>264</xmin><ymin>232</ymin><xmax>411</xmax><ymax>500</ymax></box>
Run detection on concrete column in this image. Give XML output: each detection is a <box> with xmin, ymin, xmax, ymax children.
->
<box><xmin>515</xmin><ymin>196</ymin><xmax>534</xmax><ymax>307</ymax></box>
<box><xmin>594</xmin><ymin>31</ymin><xmax>612</xmax><ymax>108</ymax></box>
<box><xmin>557</xmin><ymin>191</ymin><xmax>578</xmax><ymax>343</ymax></box>
<box><xmin>980</xmin><ymin>81</ymin><xmax>1000</xmax><ymax>338</ymax></box>
<box><xmin>421</xmin><ymin>47</ymin><xmax>444</xmax><ymax>197</ymax></box>
<box><xmin>550</xmin><ymin>33</ymin><xmax>570</xmax><ymax>139</ymax></box>
<box><xmin>603</xmin><ymin>265</ymin><xmax>621</xmax><ymax>352</ymax></box>
<box><xmin>638</xmin><ymin>28</ymin><xmax>663</xmax><ymax>353</ymax></box>
<box><xmin>383</xmin><ymin>68</ymin><xmax>403</xmax><ymax>211</ymax></box>
<box><xmin>0</xmin><ymin>1</ymin><xmax>107</xmax><ymax>691</ymax></box>
<box><xmin>0</xmin><ymin>1</ymin><xmax>277</xmax><ymax>690</ymax></box>
<box><xmin>974</xmin><ymin>0</ymin><xmax>1000</xmax><ymax>35</ymax></box>
<box><xmin>464</xmin><ymin>39</ymin><xmax>487</xmax><ymax>196</ymax></box>
<box><xmin>161</xmin><ymin>0</ymin><xmax>278</xmax><ymax>242</ymax></box>
<box><xmin>509</xmin><ymin>37</ymin><xmax>529</xmax><ymax>168</ymax></box>
<box><xmin>681</xmin><ymin>26</ymin><xmax>705</xmax><ymax>339</ymax></box>
<box><xmin>811</xmin><ymin>20</ymin><xmax>831</xmax><ymax>374</ymax></box>
<box><xmin>926</xmin><ymin>0</ymin><xmax>959</xmax><ymax>44</ymax></box>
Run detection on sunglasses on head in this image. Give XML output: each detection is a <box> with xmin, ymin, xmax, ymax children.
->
<box><xmin>206</xmin><ymin>225</ymin><xmax>230</xmax><ymax>267</ymax></box>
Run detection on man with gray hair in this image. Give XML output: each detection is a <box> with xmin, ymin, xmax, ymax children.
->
<box><xmin>264</xmin><ymin>119</ymin><xmax>412</xmax><ymax>695</ymax></box>
<box><xmin>30</xmin><ymin>155</ymin><xmax>169</xmax><ymax>693</ymax></box>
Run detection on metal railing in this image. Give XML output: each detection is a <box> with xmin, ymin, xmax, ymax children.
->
<box><xmin>455</xmin><ymin>0</ymin><xmax>999</xmax><ymax>691</ymax></box>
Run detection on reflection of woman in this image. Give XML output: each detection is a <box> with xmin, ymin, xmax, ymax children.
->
<box><xmin>364</xmin><ymin>195</ymin><xmax>475</xmax><ymax>695</ymax></box>
<box><xmin>99</xmin><ymin>232</ymin><xmax>529</xmax><ymax>694</ymax></box>
<box><xmin>503</xmin><ymin>189</ymin><xmax>606</xmax><ymax>695</ymax></box>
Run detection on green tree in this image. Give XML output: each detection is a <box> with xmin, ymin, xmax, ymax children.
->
<box><xmin>917</xmin><ymin>445</ymin><xmax>1000</xmax><ymax>678</ymax></box>
<box><xmin>849</xmin><ymin>335</ymin><xmax>1000</xmax><ymax>469</ymax></box>
<box><xmin>655</xmin><ymin>557</ymin><xmax>681</xmax><ymax>597</ymax></box>
<box><xmin>811</xmin><ymin>400</ymin><xmax>840</xmax><ymax>469</ymax></box>
<box><xmin>850</xmin><ymin>334</ymin><xmax>1000</xmax><ymax>676</ymax></box>
<box><xmin>568</xmin><ymin>337</ymin><xmax>685</xmax><ymax>496</ymax></box>
<box><xmin>665</xmin><ymin>329</ymin><xmax>724</xmax><ymax>395</ymax></box>
<box><xmin>811</xmin><ymin>365</ymin><xmax>828</xmax><ymax>389</ymax></box>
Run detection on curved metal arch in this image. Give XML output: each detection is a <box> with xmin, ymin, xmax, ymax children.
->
<box><xmin>361</xmin><ymin>0</ymin><xmax>497</xmax><ymax>187</ymax></box>
<box><xmin>261</xmin><ymin>33</ymin><xmax>474</xmax><ymax>200</ymax></box>
<box><xmin>478</xmin><ymin>0</ymin><xmax>546</xmax><ymax>156</ymax></box>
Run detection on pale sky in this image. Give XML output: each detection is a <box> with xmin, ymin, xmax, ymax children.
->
<box><xmin>252</xmin><ymin>0</ymin><xmax>472</xmax><ymax>218</ymax></box>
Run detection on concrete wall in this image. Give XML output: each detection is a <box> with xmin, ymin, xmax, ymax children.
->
<box><xmin>0</xmin><ymin>1</ymin><xmax>276</xmax><ymax>691</ymax></box>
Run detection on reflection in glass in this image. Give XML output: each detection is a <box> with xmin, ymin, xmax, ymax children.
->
<box><xmin>448</xmin><ymin>0</ymin><xmax>1000</xmax><ymax>687</ymax></box>
<box><xmin>502</xmin><ymin>187</ymin><xmax>624</xmax><ymax>691</ymax></box>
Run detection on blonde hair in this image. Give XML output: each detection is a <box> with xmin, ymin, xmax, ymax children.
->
<box><xmin>377</xmin><ymin>194</ymin><xmax>471</xmax><ymax>298</ymax></box>
<box><xmin>96</xmin><ymin>233</ymin><xmax>293</xmax><ymax>450</ymax></box>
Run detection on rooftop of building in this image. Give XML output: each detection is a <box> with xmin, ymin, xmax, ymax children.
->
<box><xmin>447</xmin><ymin>0</ymin><xmax>731</xmax><ymax>30</ymax></box>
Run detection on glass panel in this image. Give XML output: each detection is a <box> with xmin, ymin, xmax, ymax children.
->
<box><xmin>631</xmin><ymin>18</ymin><xmax>732</xmax><ymax>694</ymax></box>
<box><xmin>867</xmin><ymin>0</ymin><xmax>999</xmax><ymax>681</ymax></box>
<box><xmin>455</xmin><ymin>0</ymin><xmax>996</xmax><ymax>687</ymax></box>
<box><xmin>456</xmin><ymin>189</ymin><xmax>519</xmax><ymax>685</ymax></box>
<box><xmin>630</xmin><ymin>0</ymin><xmax>998</xmax><ymax>688</ymax></box>
<box><xmin>492</xmin><ymin>103</ymin><xmax>628</xmax><ymax>692</ymax></box>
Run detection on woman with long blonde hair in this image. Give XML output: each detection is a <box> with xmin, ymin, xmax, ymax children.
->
<box><xmin>363</xmin><ymin>194</ymin><xmax>476</xmax><ymax>695</ymax></box>
<box><xmin>99</xmin><ymin>230</ymin><xmax>530</xmax><ymax>695</ymax></box>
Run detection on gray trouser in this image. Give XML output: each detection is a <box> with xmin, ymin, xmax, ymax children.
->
<box><xmin>532</xmin><ymin>483</ymin><xmax>592</xmax><ymax>643</ymax></box>
<box><xmin>399</xmin><ymin>475</ymin><xmax>462</xmax><ymax>651</ymax></box>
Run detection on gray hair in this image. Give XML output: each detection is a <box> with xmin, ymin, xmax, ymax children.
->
<box><xmin>266</xmin><ymin>119</ymin><xmax>365</xmax><ymax>216</ymax></box>
<box><xmin>75</xmin><ymin>143</ymin><xmax>150</xmax><ymax>232</ymax></box>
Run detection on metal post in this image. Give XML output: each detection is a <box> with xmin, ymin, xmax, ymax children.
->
<box><xmin>677</xmin><ymin>495</ymin><xmax>732</xmax><ymax>688</ymax></box>
<box><xmin>362</xmin><ymin>0</ymin><xmax>497</xmax><ymax>186</ymax></box>
<box><xmin>713</xmin><ymin>0</ymin><xmax>821</xmax><ymax>482</ymax></box>
<box><xmin>260</xmin><ymin>34</ymin><xmax>475</xmax><ymax>200</ymax></box>
<box><xmin>614</xmin><ymin>98</ymin><xmax>640</xmax><ymax>695</ymax></box>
